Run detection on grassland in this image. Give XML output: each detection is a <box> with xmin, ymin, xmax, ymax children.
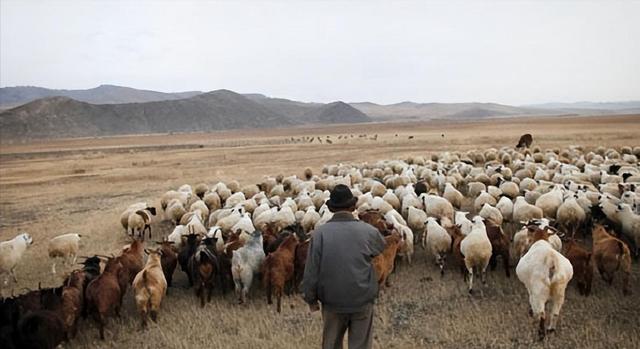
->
<box><xmin>1</xmin><ymin>114</ymin><xmax>639</xmax><ymax>348</ymax></box>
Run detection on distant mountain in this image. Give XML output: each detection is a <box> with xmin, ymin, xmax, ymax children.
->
<box><xmin>0</xmin><ymin>84</ymin><xmax>203</xmax><ymax>109</ymax></box>
<box><xmin>302</xmin><ymin>101</ymin><xmax>372</xmax><ymax>123</ymax></box>
<box><xmin>0</xmin><ymin>90</ymin><xmax>296</xmax><ymax>141</ymax></box>
<box><xmin>349</xmin><ymin>102</ymin><xmax>554</xmax><ymax>120</ymax></box>
<box><xmin>525</xmin><ymin>101</ymin><xmax>640</xmax><ymax>110</ymax></box>
<box><xmin>243</xmin><ymin>93</ymin><xmax>321</xmax><ymax>118</ymax></box>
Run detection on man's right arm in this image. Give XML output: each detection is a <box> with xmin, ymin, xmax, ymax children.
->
<box><xmin>302</xmin><ymin>233</ymin><xmax>321</xmax><ymax>305</ymax></box>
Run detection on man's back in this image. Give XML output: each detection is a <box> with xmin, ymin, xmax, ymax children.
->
<box><xmin>303</xmin><ymin>212</ymin><xmax>385</xmax><ymax>313</ymax></box>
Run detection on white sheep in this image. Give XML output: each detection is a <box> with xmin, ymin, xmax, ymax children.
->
<box><xmin>48</xmin><ymin>233</ymin><xmax>82</xmax><ymax>274</ymax></box>
<box><xmin>120</xmin><ymin>202</ymin><xmax>148</xmax><ymax>231</ymax></box>
<box><xmin>301</xmin><ymin>207</ymin><xmax>321</xmax><ymax>234</ymax></box>
<box><xmin>460</xmin><ymin>217</ymin><xmax>493</xmax><ymax>293</ymax></box>
<box><xmin>535</xmin><ymin>185</ymin><xmax>564</xmax><ymax>219</ymax></box>
<box><xmin>516</xmin><ymin>225</ymin><xmax>573</xmax><ymax>339</ymax></box>
<box><xmin>388</xmin><ymin>214</ymin><xmax>414</xmax><ymax>264</ymax></box>
<box><xmin>127</xmin><ymin>207</ymin><xmax>157</xmax><ymax>240</ymax></box>
<box><xmin>231</xmin><ymin>230</ymin><xmax>266</xmax><ymax>304</ymax></box>
<box><xmin>423</xmin><ymin>217</ymin><xmax>452</xmax><ymax>275</ymax></box>
<box><xmin>231</xmin><ymin>212</ymin><xmax>256</xmax><ymax>242</ymax></box>
<box><xmin>207</xmin><ymin>226</ymin><xmax>225</xmax><ymax>254</ymax></box>
<box><xmin>165</xmin><ymin>199</ymin><xmax>187</xmax><ymax>225</ymax></box>
<box><xmin>443</xmin><ymin>183</ymin><xmax>464</xmax><ymax>209</ymax></box>
<box><xmin>420</xmin><ymin>193</ymin><xmax>454</xmax><ymax>222</ymax></box>
<box><xmin>513</xmin><ymin>196</ymin><xmax>543</xmax><ymax>223</ymax></box>
<box><xmin>556</xmin><ymin>196</ymin><xmax>586</xmax><ymax>237</ymax></box>
<box><xmin>0</xmin><ymin>233</ymin><xmax>33</xmax><ymax>285</ymax></box>
<box><xmin>167</xmin><ymin>225</ymin><xmax>187</xmax><ymax>250</ymax></box>
<box><xmin>271</xmin><ymin>206</ymin><xmax>296</xmax><ymax>233</ymax></box>
<box><xmin>479</xmin><ymin>203</ymin><xmax>503</xmax><ymax>226</ymax></box>
<box><xmin>407</xmin><ymin>206</ymin><xmax>428</xmax><ymax>234</ymax></box>
<box><xmin>454</xmin><ymin>211</ymin><xmax>473</xmax><ymax>236</ymax></box>
<box><xmin>613</xmin><ymin>203</ymin><xmax>640</xmax><ymax>256</ymax></box>
<box><xmin>496</xmin><ymin>196</ymin><xmax>514</xmax><ymax>222</ymax></box>
<box><xmin>474</xmin><ymin>191</ymin><xmax>497</xmax><ymax>213</ymax></box>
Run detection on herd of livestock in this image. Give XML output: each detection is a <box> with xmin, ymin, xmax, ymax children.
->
<box><xmin>1</xmin><ymin>136</ymin><xmax>639</xmax><ymax>348</ymax></box>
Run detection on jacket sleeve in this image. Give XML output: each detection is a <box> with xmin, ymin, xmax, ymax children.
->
<box><xmin>369</xmin><ymin>228</ymin><xmax>386</xmax><ymax>257</ymax></box>
<box><xmin>302</xmin><ymin>234</ymin><xmax>321</xmax><ymax>305</ymax></box>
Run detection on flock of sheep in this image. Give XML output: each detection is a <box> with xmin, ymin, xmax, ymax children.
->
<box><xmin>1</xmin><ymin>138</ymin><xmax>639</xmax><ymax>347</ymax></box>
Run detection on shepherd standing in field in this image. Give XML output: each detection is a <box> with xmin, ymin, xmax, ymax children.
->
<box><xmin>303</xmin><ymin>184</ymin><xmax>386</xmax><ymax>349</ymax></box>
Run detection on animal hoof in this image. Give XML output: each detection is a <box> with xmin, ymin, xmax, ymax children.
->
<box><xmin>468</xmin><ymin>288</ymin><xmax>474</xmax><ymax>295</ymax></box>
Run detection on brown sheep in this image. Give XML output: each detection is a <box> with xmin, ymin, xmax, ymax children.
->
<box><xmin>486</xmin><ymin>222</ymin><xmax>510</xmax><ymax>277</ymax></box>
<box><xmin>372</xmin><ymin>231</ymin><xmax>404</xmax><ymax>288</ymax></box>
<box><xmin>262</xmin><ymin>234</ymin><xmax>298</xmax><ymax>312</ymax></box>
<box><xmin>85</xmin><ymin>257</ymin><xmax>127</xmax><ymax>340</ymax></box>
<box><xmin>592</xmin><ymin>224</ymin><xmax>631</xmax><ymax>295</ymax></box>
<box><xmin>562</xmin><ymin>239</ymin><xmax>593</xmax><ymax>296</ymax></box>
<box><xmin>132</xmin><ymin>248</ymin><xmax>167</xmax><ymax>328</ymax></box>
<box><xmin>61</xmin><ymin>270</ymin><xmax>85</xmax><ymax>338</ymax></box>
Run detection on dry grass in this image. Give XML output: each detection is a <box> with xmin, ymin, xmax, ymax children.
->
<box><xmin>1</xmin><ymin>114</ymin><xmax>639</xmax><ymax>348</ymax></box>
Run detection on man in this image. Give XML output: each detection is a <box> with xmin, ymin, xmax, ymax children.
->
<box><xmin>302</xmin><ymin>184</ymin><xmax>386</xmax><ymax>349</ymax></box>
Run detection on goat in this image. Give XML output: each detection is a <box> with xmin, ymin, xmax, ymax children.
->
<box><xmin>85</xmin><ymin>257</ymin><xmax>127</xmax><ymax>340</ymax></box>
<box><xmin>592</xmin><ymin>224</ymin><xmax>631</xmax><ymax>295</ymax></box>
<box><xmin>262</xmin><ymin>234</ymin><xmax>298</xmax><ymax>312</ymax></box>
<box><xmin>133</xmin><ymin>248</ymin><xmax>167</xmax><ymax>327</ymax></box>
<box><xmin>372</xmin><ymin>231</ymin><xmax>403</xmax><ymax>287</ymax></box>
<box><xmin>189</xmin><ymin>237</ymin><xmax>219</xmax><ymax>307</ymax></box>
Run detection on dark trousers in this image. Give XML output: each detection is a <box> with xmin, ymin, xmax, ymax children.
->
<box><xmin>321</xmin><ymin>303</ymin><xmax>374</xmax><ymax>349</ymax></box>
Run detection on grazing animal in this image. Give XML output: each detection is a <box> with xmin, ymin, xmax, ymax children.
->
<box><xmin>132</xmin><ymin>248</ymin><xmax>167</xmax><ymax>327</ymax></box>
<box><xmin>562</xmin><ymin>239</ymin><xmax>593</xmax><ymax>296</ymax></box>
<box><xmin>60</xmin><ymin>270</ymin><xmax>85</xmax><ymax>338</ymax></box>
<box><xmin>423</xmin><ymin>217</ymin><xmax>452</xmax><ymax>276</ymax></box>
<box><xmin>372</xmin><ymin>232</ymin><xmax>403</xmax><ymax>287</ymax></box>
<box><xmin>118</xmin><ymin>238</ymin><xmax>145</xmax><ymax>285</ymax></box>
<box><xmin>178</xmin><ymin>232</ymin><xmax>201</xmax><ymax>287</ymax></box>
<box><xmin>155</xmin><ymin>240</ymin><xmax>178</xmax><ymax>289</ymax></box>
<box><xmin>516</xmin><ymin>133</ymin><xmax>533</xmax><ymax>148</ymax></box>
<box><xmin>516</xmin><ymin>225</ymin><xmax>573</xmax><ymax>340</ymax></box>
<box><xmin>48</xmin><ymin>233</ymin><xmax>82</xmax><ymax>274</ymax></box>
<box><xmin>591</xmin><ymin>224</ymin><xmax>631</xmax><ymax>295</ymax></box>
<box><xmin>0</xmin><ymin>233</ymin><xmax>33</xmax><ymax>285</ymax></box>
<box><xmin>460</xmin><ymin>217</ymin><xmax>493</xmax><ymax>293</ymax></box>
<box><xmin>85</xmin><ymin>257</ymin><xmax>127</xmax><ymax>340</ymax></box>
<box><xmin>486</xmin><ymin>222</ymin><xmax>510</xmax><ymax>277</ymax></box>
<box><xmin>189</xmin><ymin>237</ymin><xmax>219</xmax><ymax>307</ymax></box>
<box><xmin>262</xmin><ymin>234</ymin><xmax>298</xmax><ymax>312</ymax></box>
<box><xmin>231</xmin><ymin>230</ymin><xmax>265</xmax><ymax>303</ymax></box>
<box><xmin>128</xmin><ymin>207</ymin><xmax>157</xmax><ymax>240</ymax></box>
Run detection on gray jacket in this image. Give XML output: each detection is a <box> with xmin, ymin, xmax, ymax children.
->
<box><xmin>302</xmin><ymin>211</ymin><xmax>386</xmax><ymax>313</ymax></box>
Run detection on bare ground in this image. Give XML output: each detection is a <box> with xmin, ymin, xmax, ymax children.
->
<box><xmin>1</xmin><ymin>115</ymin><xmax>639</xmax><ymax>348</ymax></box>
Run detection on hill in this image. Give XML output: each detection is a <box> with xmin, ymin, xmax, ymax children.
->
<box><xmin>0</xmin><ymin>84</ymin><xmax>203</xmax><ymax>109</ymax></box>
<box><xmin>0</xmin><ymin>90</ymin><xmax>296</xmax><ymax>141</ymax></box>
<box><xmin>301</xmin><ymin>101</ymin><xmax>372</xmax><ymax>123</ymax></box>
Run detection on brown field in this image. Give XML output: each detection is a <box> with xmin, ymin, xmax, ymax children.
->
<box><xmin>1</xmin><ymin>114</ymin><xmax>639</xmax><ymax>348</ymax></box>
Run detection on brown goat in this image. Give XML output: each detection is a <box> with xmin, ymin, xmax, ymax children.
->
<box><xmin>119</xmin><ymin>239</ymin><xmax>145</xmax><ymax>284</ymax></box>
<box><xmin>85</xmin><ymin>257</ymin><xmax>127</xmax><ymax>340</ymax></box>
<box><xmin>447</xmin><ymin>224</ymin><xmax>466</xmax><ymax>277</ymax></box>
<box><xmin>155</xmin><ymin>240</ymin><xmax>177</xmax><ymax>289</ymax></box>
<box><xmin>262</xmin><ymin>234</ymin><xmax>298</xmax><ymax>312</ymax></box>
<box><xmin>189</xmin><ymin>238</ymin><xmax>219</xmax><ymax>307</ymax></box>
<box><xmin>133</xmin><ymin>249</ymin><xmax>167</xmax><ymax>328</ymax></box>
<box><xmin>562</xmin><ymin>239</ymin><xmax>593</xmax><ymax>296</ymax></box>
<box><xmin>592</xmin><ymin>225</ymin><xmax>631</xmax><ymax>295</ymax></box>
<box><xmin>516</xmin><ymin>133</ymin><xmax>533</xmax><ymax>148</ymax></box>
<box><xmin>61</xmin><ymin>270</ymin><xmax>85</xmax><ymax>338</ymax></box>
<box><xmin>486</xmin><ymin>222</ymin><xmax>510</xmax><ymax>277</ymax></box>
<box><xmin>359</xmin><ymin>210</ymin><xmax>392</xmax><ymax>235</ymax></box>
<box><xmin>372</xmin><ymin>231</ymin><xmax>404</xmax><ymax>287</ymax></box>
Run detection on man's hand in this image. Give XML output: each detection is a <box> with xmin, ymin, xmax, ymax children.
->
<box><xmin>308</xmin><ymin>302</ymin><xmax>320</xmax><ymax>312</ymax></box>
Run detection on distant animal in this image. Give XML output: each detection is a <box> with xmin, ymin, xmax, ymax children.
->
<box><xmin>516</xmin><ymin>133</ymin><xmax>533</xmax><ymax>148</ymax></box>
<box><xmin>1</xmin><ymin>233</ymin><xmax>33</xmax><ymax>285</ymax></box>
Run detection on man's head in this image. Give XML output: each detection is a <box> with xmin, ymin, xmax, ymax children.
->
<box><xmin>327</xmin><ymin>184</ymin><xmax>357</xmax><ymax>213</ymax></box>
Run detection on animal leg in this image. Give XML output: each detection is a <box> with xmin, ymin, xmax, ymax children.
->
<box><xmin>10</xmin><ymin>268</ymin><xmax>18</xmax><ymax>283</ymax></box>
<box><xmin>547</xmin><ymin>287</ymin><xmax>566</xmax><ymax>333</ymax></box>
<box><xmin>467</xmin><ymin>268</ymin><xmax>474</xmax><ymax>294</ymax></box>
<box><xmin>266</xmin><ymin>284</ymin><xmax>272</xmax><ymax>305</ymax></box>
<box><xmin>52</xmin><ymin>260</ymin><xmax>57</xmax><ymax>274</ymax></box>
<box><xmin>97</xmin><ymin>313</ymin><xmax>106</xmax><ymax>340</ymax></box>
<box><xmin>140</xmin><ymin>308</ymin><xmax>148</xmax><ymax>329</ymax></box>
<box><xmin>276</xmin><ymin>287</ymin><xmax>282</xmax><ymax>313</ymax></box>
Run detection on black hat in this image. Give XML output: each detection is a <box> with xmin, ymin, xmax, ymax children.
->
<box><xmin>327</xmin><ymin>184</ymin><xmax>357</xmax><ymax>210</ymax></box>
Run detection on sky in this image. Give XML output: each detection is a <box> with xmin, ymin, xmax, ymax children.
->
<box><xmin>1</xmin><ymin>0</ymin><xmax>639</xmax><ymax>105</ymax></box>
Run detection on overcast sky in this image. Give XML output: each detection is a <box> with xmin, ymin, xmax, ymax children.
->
<box><xmin>1</xmin><ymin>0</ymin><xmax>639</xmax><ymax>105</ymax></box>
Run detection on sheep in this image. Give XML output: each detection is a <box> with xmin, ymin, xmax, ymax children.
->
<box><xmin>443</xmin><ymin>183</ymin><xmax>464</xmax><ymax>209</ymax></box>
<box><xmin>167</xmin><ymin>225</ymin><xmax>187</xmax><ymax>250</ymax></box>
<box><xmin>132</xmin><ymin>248</ymin><xmax>167</xmax><ymax>328</ymax></box>
<box><xmin>48</xmin><ymin>233</ymin><xmax>82</xmax><ymax>274</ymax></box>
<box><xmin>479</xmin><ymin>203</ymin><xmax>503</xmax><ymax>226</ymax></box>
<box><xmin>387</xmin><ymin>214</ymin><xmax>414</xmax><ymax>264</ymax></box>
<box><xmin>474</xmin><ymin>191</ymin><xmax>497</xmax><ymax>213</ymax></box>
<box><xmin>119</xmin><ymin>202</ymin><xmax>148</xmax><ymax>231</ymax></box>
<box><xmin>382</xmin><ymin>189</ymin><xmax>401</xmax><ymax>211</ymax></box>
<box><xmin>231</xmin><ymin>230</ymin><xmax>266</xmax><ymax>304</ymax></box>
<box><xmin>423</xmin><ymin>217</ymin><xmax>452</xmax><ymax>276</ymax></box>
<box><xmin>516</xmin><ymin>225</ymin><xmax>573</xmax><ymax>339</ymax></box>
<box><xmin>460</xmin><ymin>217</ymin><xmax>493</xmax><ymax>293</ymax></box>
<box><xmin>612</xmin><ymin>203</ymin><xmax>640</xmax><ymax>256</ymax></box>
<box><xmin>165</xmin><ymin>199</ymin><xmax>187</xmax><ymax>224</ymax></box>
<box><xmin>420</xmin><ymin>193</ymin><xmax>454</xmax><ymax>222</ymax></box>
<box><xmin>454</xmin><ymin>211</ymin><xmax>473</xmax><ymax>236</ymax></box>
<box><xmin>592</xmin><ymin>225</ymin><xmax>631</xmax><ymax>295</ymax></box>
<box><xmin>301</xmin><ymin>207</ymin><xmax>321</xmax><ymax>234</ymax></box>
<box><xmin>513</xmin><ymin>196</ymin><xmax>543</xmax><ymax>223</ymax></box>
<box><xmin>496</xmin><ymin>196</ymin><xmax>514</xmax><ymax>222</ymax></box>
<box><xmin>467</xmin><ymin>182</ymin><xmax>487</xmax><ymax>198</ymax></box>
<box><xmin>561</xmin><ymin>239</ymin><xmax>593</xmax><ymax>296</ymax></box>
<box><xmin>0</xmin><ymin>233</ymin><xmax>33</xmax><ymax>285</ymax></box>
<box><xmin>372</xmin><ymin>232</ymin><xmax>404</xmax><ymax>287</ymax></box>
<box><xmin>407</xmin><ymin>206</ymin><xmax>428</xmax><ymax>234</ymax></box>
<box><xmin>556</xmin><ymin>196</ymin><xmax>586</xmax><ymax>237</ymax></box>
<box><xmin>127</xmin><ymin>207</ymin><xmax>157</xmax><ymax>240</ymax></box>
<box><xmin>535</xmin><ymin>185</ymin><xmax>564</xmax><ymax>219</ymax></box>
<box><xmin>500</xmin><ymin>180</ymin><xmax>520</xmax><ymax>199</ymax></box>
<box><xmin>271</xmin><ymin>206</ymin><xmax>296</xmax><ymax>234</ymax></box>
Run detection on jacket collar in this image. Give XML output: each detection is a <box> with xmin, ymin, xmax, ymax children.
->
<box><xmin>329</xmin><ymin>211</ymin><xmax>357</xmax><ymax>222</ymax></box>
